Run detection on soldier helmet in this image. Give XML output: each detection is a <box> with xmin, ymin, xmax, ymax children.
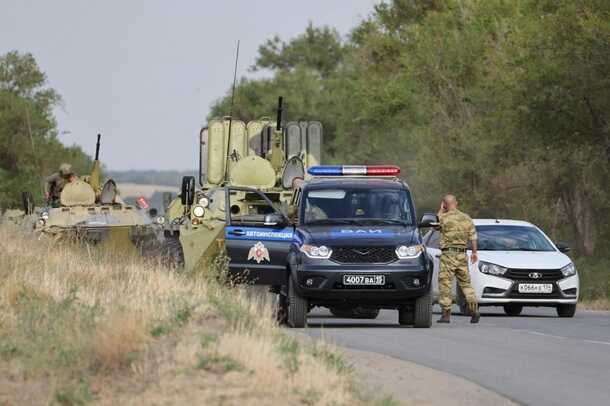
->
<box><xmin>59</xmin><ymin>163</ymin><xmax>74</xmax><ymax>177</ymax></box>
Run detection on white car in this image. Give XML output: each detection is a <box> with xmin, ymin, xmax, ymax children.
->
<box><xmin>425</xmin><ymin>219</ymin><xmax>579</xmax><ymax>317</ymax></box>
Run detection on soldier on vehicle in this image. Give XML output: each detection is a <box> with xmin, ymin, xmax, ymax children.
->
<box><xmin>44</xmin><ymin>163</ymin><xmax>78</xmax><ymax>207</ymax></box>
<box><xmin>437</xmin><ymin>194</ymin><xmax>480</xmax><ymax>324</ymax></box>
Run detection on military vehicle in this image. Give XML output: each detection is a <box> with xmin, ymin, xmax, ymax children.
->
<box><xmin>163</xmin><ymin>97</ymin><xmax>322</xmax><ymax>273</ymax></box>
<box><xmin>34</xmin><ymin>135</ymin><xmax>160</xmax><ymax>253</ymax></box>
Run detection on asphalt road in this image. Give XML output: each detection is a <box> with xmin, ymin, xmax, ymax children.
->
<box><xmin>305</xmin><ymin>306</ymin><xmax>610</xmax><ymax>406</ymax></box>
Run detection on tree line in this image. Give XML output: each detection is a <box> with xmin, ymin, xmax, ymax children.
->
<box><xmin>0</xmin><ymin>51</ymin><xmax>93</xmax><ymax>209</ymax></box>
<box><xmin>209</xmin><ymin>0</ymin><xmax>609</xmax><ymax>257</ymax></box>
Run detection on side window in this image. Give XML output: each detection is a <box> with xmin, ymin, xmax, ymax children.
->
<box><xmin>227</xmin><ymin>188</ymin><xmax>284</xmax><ymax>227</ymax></box>
<box><xmin>425</xmin><ymin>231</ymin><xmax>440</xmax><ymax>249</ymax></box>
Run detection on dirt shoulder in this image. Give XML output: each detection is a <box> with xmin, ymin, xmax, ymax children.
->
<box><xmin>341</xmin><ymin>347</ymin><xmax>518</xmax><ymax>406</ymax></box>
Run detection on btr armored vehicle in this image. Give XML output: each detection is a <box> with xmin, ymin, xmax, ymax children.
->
<box><xmin>34</xmin><ymin>135</ymin><xmax>159</xmax><ymax>253</ymax></box>
<box><xmin>223</xmin><ymin>164</ymin><xmax>436</xmax><ymax>327</ymax></box>
<box><xmin>163</xmin><ymin>98</ymin><xmax>323</xmax><ymax>273</ymax></box>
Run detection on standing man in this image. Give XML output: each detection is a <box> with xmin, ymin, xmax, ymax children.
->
<box><xmin>44</xmin><ymin>163</ymin><xmax>77</xmax><ymax>207</ymax></box>
<box><xmin>437</xmin><ymin>194</ymin><xmax>480</xmax><ymax>324</ymax></box>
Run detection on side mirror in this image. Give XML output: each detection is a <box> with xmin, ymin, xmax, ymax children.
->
<box><xmin>264</xmin><ymin>213</ymin><xmax>286</xmax><ymax>227</ymax></box>
<box><xmin>418</xmin><ymin>212</ymin><xmax>439</xmax><ymax>228</ymax></box>
<box><xmin>556</xmin><ymin>242</ymin><xmax>570</xmax><ymax>253</ymax></box>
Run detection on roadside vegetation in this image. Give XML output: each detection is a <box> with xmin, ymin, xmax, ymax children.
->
<box><xmin>0</xmin><ymin>221</ymin><xmax>385</xmax><ymax>405</ymax></box>
<box><xmin>211</xmin><ymin>0</ymin><xmax>610</xmax><ymax>278</ymax></box>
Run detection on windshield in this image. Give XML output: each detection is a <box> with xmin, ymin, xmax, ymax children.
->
<box><xmin>476</xmin><ymin>225</ymin><xmax>556</xmax><ymax>252</ymax></box>
<box><xmin>302</xmin><ymin>188</ymin><xmax>414</xmax><ymax>225</ymax></box>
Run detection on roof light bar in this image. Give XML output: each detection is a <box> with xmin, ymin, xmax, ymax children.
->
<box><xmin>308</xmin><ymin>165</ymin><xmax>400</xmax><ymax>177</ymax></box>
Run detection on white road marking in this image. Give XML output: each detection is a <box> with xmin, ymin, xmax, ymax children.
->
<box><xmin>528</xmin><ymin>331</ymin><xmax>567</xmax><ymax>340</ymax></box>
<box><xmin>528</xmin><ymin>331</ymin><xmax>610</xmax><ymax>346</ymax></box>
<box><xmin>582</xmin><ymin>339</ymin><xmax>610</xmax><ymax>346</ymax></box>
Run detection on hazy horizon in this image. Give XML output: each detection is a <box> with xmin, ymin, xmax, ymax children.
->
<box><xmin>1</xmin><ymin>0</ymin><xmax>378</xmax><ymax>171</ymax></box>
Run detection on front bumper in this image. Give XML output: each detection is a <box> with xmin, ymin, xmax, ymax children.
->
<box><xmin>474</xmin><ymin>273</ymin><xmax>579</xmax><ymax>306</ymax></box>
<box><xmin>292</xmin><ymin>258</ymin><xmax>431</xmax><ymax>307</ymax></box>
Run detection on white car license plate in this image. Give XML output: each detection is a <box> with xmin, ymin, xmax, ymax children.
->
<box><xmin>343</xmin><ymin>275</ymin><xmax>385</xmax><ymax>286</ymax></box>
<box><xmin>518</xmin><ymin>283</ymin><xmax>553</xmax><ymax>294</ymax></box>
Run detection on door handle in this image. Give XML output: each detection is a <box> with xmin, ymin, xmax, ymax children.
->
<box><xmin>228</xmin><ymin>229</ymin><xmax>246</xmax><ymax>236</ymax></box>
<box><xmin>435</xmin><ymin>254</ymin><xmax>441</xmax><ymax>259</ymax></box>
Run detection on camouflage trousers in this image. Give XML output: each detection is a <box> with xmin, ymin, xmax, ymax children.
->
<box><xmin>439</xmin><ymin>252</ymin><xmax>477</xmax><ymax>312</ymax></box>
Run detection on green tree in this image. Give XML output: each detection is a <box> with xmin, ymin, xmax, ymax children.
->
<box><xmin>0</xmin><ymin>51</ymin><xmax>92</xmax><ymax>209</ymax></box>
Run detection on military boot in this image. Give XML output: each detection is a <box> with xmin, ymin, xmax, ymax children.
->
<box><xmin>469</xmin><ymin>302</ymin><xmax>480</xmax><ymax>324</ymax></box>
<box><xmin>437</xmin><ymin>309</ymin><xmax>451</xmax><ymax>323</ymax></box>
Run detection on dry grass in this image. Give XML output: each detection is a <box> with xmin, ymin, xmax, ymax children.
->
<box><xmin>0</xmin><ymin>220</ymin><xmax>375</xmax><ymax>405</ymax></box>
<box><xmin>579</xmin><ymin>299</ymin><xmax>610</xmax><ymax>311</ymax></box>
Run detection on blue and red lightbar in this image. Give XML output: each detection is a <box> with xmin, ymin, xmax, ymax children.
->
<box><xmin>308</xmin><ymin>165</ymin><xmax>400</xmax><ymax>177</ymax></box>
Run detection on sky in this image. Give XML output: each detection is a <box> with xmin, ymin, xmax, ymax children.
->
<box><xmin>1</xmin><ymin>0</ymin><xmax>379</xmax><ymax>171</ymax></box>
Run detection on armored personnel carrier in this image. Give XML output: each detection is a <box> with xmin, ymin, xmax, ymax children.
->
<box><xmin>164</xmin><ymin>97</ymin><xmax>322</xmax><ymax>274</ymax></box>
<box><xmin>34</xmin><ymin>135</ymin><xmax>160</xmax><ymax>253</ymax></box>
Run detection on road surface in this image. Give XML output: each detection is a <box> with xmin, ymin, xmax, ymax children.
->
<box><xmin>305</xmin><ymin>306</ymin><xmax>610</xmax><ymax>406</ymax></box>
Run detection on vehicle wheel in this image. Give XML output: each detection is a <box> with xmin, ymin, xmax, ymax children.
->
<box><xmin>398</xmin><ymin>307</ymin><xmax>415</xmax><ymax>326</ymax></box>
<box><xmin>557</xmin><ymin>304</ymin><xmax>576</xmax><ymax>318</ymax></box>
<box><xmin>21</xmin><ymin>191</ymin><xmax>34</xmax><ymax>214</ymax></box>
<box><xmin>276</xmin><ymin>293</ymin><xmax>288</xmax><ymax>325</ymax></box>
<box><xmin>456</xmin><ymin>285</ymin><xmax>469</xmax><ymax>315</ymax></box>
<box><xmin>413</xmin><ymin>292</ymin><xmax>432</xmax><ymax>328</ymax></box>
<box><xmin>330</xmin><ymin>307</ymin><xmax>380</xmax><ymax>319</ymax></box>
<box><xmin>287</xmin><ymin>276</ymin><xmax>307</xmax><ymax>328</ymax></box>
<box><xmin>503</xmin><ymin>304</ymin><xmax>523</xmax><ymax>316</ymax></box>
<box><xmin>161</xmin><ymin>236</ymin><xmax>184</xmax><ymax>269</ymax></box>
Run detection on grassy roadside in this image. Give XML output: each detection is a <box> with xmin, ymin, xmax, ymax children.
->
<box><xmin>575</xmin><ymin>257</ymin><xmax>610</xmax><ymax>311</ymax></box>
<box><xmin>0</xmin><ymin>221</ymin><xmax>391</xmax><ymax>405</ymax></box>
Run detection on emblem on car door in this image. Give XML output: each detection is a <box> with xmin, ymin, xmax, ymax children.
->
<box><xmin>248</xmin><ymin>241</ymin><xmax>270</xmax><ymax>263</ymax></box>
<box><xmin>528</xmin><ymin>272</ymin><xmax>542</xmax><ymax>279</ymax></box>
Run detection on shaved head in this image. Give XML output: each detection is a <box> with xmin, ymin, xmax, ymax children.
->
<box><xmin>443</xmin><ymin>194</ymin><xmax>458</xmax><ymax>210</ymax></box>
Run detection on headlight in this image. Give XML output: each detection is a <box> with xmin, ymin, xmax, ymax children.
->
<box><xmin>561</xmin><ymin>263</ymin><xmax>576</xmax><ymax>277</ymax></box>
<box><xmin>155</xmin><ymin>216</ymin><xmax>166</xmax><ymax>225</ymax></box>
<box><xmin>192</xmin><ymin>205</ymin><xmax>205</xmax><ymax>218</ymax></box>
<box><xmin>198</xmin><ymin>196</ymin><xmax>209</xmax><ymax>208</ymax></box>
<box><xmin>396</xmin><ymin>245</ymin><xmax>422</xmax><ymax>259</ymax></box>
<box><xmin>300</xmin><ymin>244</ymin><xmax>332</xmax><ymax>259</ymax></box>
<box><xmin>478</xmin><ymin>261</ymin><xmax>508</xmax><ymax>276</ymax></box>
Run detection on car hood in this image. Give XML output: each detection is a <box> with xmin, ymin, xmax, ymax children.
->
<box><xmin>297</xmin><ymin>225</ymin><xmax>419</xmax><ymax>247</ymax></box>
<box><xmin>478</xmin><ymin>251</ymin><xmax>572</xmax><ymax>270</ymax></box>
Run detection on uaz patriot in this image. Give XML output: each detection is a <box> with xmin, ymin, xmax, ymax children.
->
<box><xmin>224</xmin><ymin>165</ymin><xmax>437</xmax><ymax>328</ymax></box>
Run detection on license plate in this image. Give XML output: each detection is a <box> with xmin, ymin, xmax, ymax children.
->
<box><xmin>343</xmin><ymin>275</ymin><xmax>385</xmax><ymax>286</ymax></box>
<box><xmin>518</xmin><ymin>283</ymin><xmax>553</xmax><ymax>294</ymax></box>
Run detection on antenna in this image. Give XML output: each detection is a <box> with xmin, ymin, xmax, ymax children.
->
<box><xmin>224</xmin><ymin>40</ymin><xmax>240</xmax><ymax>181</ymax></box>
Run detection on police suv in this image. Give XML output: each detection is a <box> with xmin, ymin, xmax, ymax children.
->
<box><xmin>223</xmin><ymin>165</ymin><xmax>436</xmax><ymax>328</ymax></box>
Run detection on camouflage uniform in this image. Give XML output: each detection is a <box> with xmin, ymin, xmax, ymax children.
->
<box><xmin>44</xmin><ymin>172</ymin><xmax>70</xmax><ymax>207</ymax></box>
<box><xmin>438</xmin><ymin>209</ymin><xmax>477</xmax><ymax>311</ymax></box>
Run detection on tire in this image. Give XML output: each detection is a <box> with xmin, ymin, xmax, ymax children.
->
<box><xmin>287</xmin><ymin>276</ymin><xmax>307</xmax><ymax>328</ymax></box>
<box><xmin>276</xmin><ymin>293</ymin><xmax>288</xmax><ymax>325</ymax></box>
<box><xmin>161</xmin><ymin>236</ymin><xmax>184</xmax><ymax>269</ymax></box>
<box><xmin>330</xmin><ymin>307</ymin><xmax>380</xmax><ymax>319</ymax></box>
<box><xmin>413</xmin><ymin>291</ymin><xmax>432</xmax><ymax>328</ymax></box>
<box><xmin>503</xmin><ymin>304</ymin><xmax>523</xmax><ymax>316</ymax></box>
<box><xmin>456</xmin><ymin>285</ymin><xmax>469</xmax><ymax>315</ymax></box>
<box><xmin>398</xmin><ymin>307</ymin><xmax>415</xmax><ymax>326</ymax></box>
<box><xmin>557</xmin><ymin>304</ymin><xmax>577</xmax><ymax>318</ymax></box>
<box><xmin>21</xmin><ymin>191</ymin><xmax>34</xmax><ymax>214</ymax></box>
